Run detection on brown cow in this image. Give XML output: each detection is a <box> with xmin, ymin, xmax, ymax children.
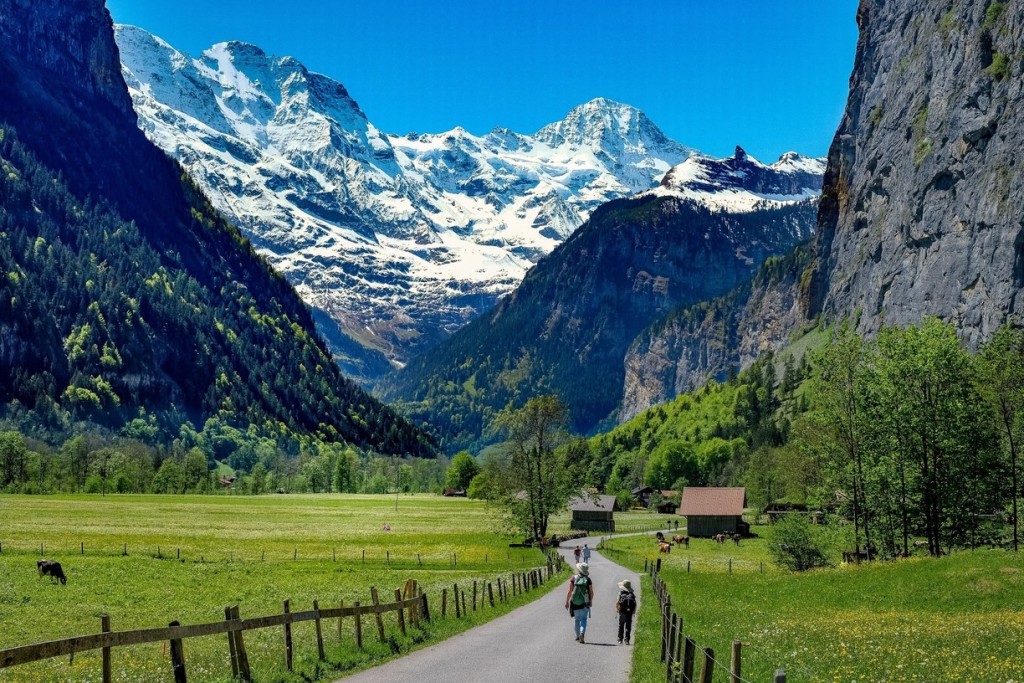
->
<box><xmin>658</xmin><ymin>542</ymin><xmax>672</xmax><ymax>553</ymax></box>
<box><xmin>713</xmin><ymin>533</ymin><xmax>725</xmax><ymax>544</ymax></box>
<box><xmin>672</xmin><ymin>534</ymin><xmax>689</xmax><ymax>548</ymax></box>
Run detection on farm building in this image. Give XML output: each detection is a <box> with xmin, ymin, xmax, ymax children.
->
<box><xmin>678</xmin><ymin>487</ymin><xmax>749</xmax><ymax>537</ymax></box>
<box><xmin>568</xmin><ymin>494</ymin><xmax>617</xmax><ymax>532</ymax></box>
<box><xmin>631</xmin><ymin>486</ymin><xmax>655</xmax><ymax>508</ymax></box>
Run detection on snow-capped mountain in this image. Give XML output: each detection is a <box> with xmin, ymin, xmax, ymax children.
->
<box><xmin>651</xmin><ymin>146</ymin><xmax>826</xmax><ymax>212</ymax></box>
<box><xmin>115</xmin><ymin>25</ymin><xmax>820</xmax><ymax>384</ymax></box>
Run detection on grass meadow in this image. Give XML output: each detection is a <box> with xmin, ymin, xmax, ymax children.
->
<box><xmin>0</xmin><ymin>493</ymin><xmax>564</xmax><ymax>682</ymax></box>
<box><xmin>599</xmin><ymin>530</ymin><xmax>1024</xmax><ymax>683</ymax></box>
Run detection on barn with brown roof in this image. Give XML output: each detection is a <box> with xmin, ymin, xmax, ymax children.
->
<box><xmin>678</xmin><ymin>487</ymin><xmax>748</xmax><ymax>537</ymax></box>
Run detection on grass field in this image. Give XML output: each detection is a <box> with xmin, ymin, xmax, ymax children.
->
<box><xmin>600</xmin><ymin>530</ymin><xmax>1024</xmax><ymax>683</ymax></box>
<box><xmin>0</xmin><ymin>493</ymin><xmax>563</xmax><ymax>682</ymax></box>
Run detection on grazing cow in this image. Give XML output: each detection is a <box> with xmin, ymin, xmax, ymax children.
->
<box><xmin>713</xmin><ymin>533</ymin><xmax>725</xmax><ymax>544</ymax></box>
<box><xmin>655</xmin><ymin>531</ymin><xmax>665</xmax><ymax>542</ymax></box>
<box><xmin>658</xmin><ymin>542</ymin><xmax>672</xmax><ymax>554</ymax></box>
<box><xmin>37</xmin><ymin>559</ymin><xmax>67</xmax><ymax>585</ymax></box>
<box><xmin>732</xmin><ymin>533</ymin><xmax>741</xmax><ymax>546</ymax></box>
<box><xmin>672</xmin><ymin>534</ymin><xmax>689</xmax><ymax>548</ymax></box>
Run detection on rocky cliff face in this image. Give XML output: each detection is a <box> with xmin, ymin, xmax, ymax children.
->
<box><xmin>810</xmin><ymin>0</ymin><xmax>1024</xmax><ymax>347</ymax></box>
<box><xmin>621</xmin><ymin>247</ymin><xmax>812</xmax><ymax>421</ymax></box>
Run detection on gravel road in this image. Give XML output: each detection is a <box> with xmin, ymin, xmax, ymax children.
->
<box><xmin>338</xmin><ymin>541</ymin><xmax>642</xmax><ymax>682</ymax></box>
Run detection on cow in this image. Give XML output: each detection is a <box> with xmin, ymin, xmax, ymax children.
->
<box><xmin>658</xmin><ymin>542</ymin><xmax>672</xmax><ymax>554</ymax></box>
<box><xmin>713</xmin><ymin>533</ymin><xmax>725</xmax><ymax>544</ymax></box>
<box><xmin>672</xmin><ymin>534</ymin><xmax>689</xmax><ymax>548</ymax></box>
<box><xmin>732</xmin><ymin>533</ymin><xmax>741</xmax><ymax>546</ymax></box>
<box><xmin>655</xmin><ymin>531</ymin><xmax>665</xmax><ymax>542</ymax></box>
<box><xmin>37</xmin><ymin>559</ymin><xmax>67</xmax><ymax>585</ymax></box>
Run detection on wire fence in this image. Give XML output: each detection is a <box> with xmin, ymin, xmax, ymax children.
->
<box><xmin>648</xmin><ymin>561</ymin><xmax>791</xmax><ymax>683</ymax></box>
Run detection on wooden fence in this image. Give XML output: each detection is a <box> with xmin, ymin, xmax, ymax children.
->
<box><xmin>646</xmin><ymin>561</ymin><xmax>787</xmax><ymax>683</ymax></box>
<box><xmin>0</xmin><ymin>554</ymin><xmax>565</xmax><ymax>682</ymax></box>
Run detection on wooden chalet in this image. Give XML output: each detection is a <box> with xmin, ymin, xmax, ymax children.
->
<box><xmin>568</xmin><ymin>494</ymin><xmax>617</xmax><ymax>532</ymax></box>
<box><xmin>631</xmin><ymin>485</ymin><xmax>655</xmax><ymax>508</ymax></box>
<box><xmin>678</xmin><ymin>487</ymin><xmax>748</xmax><ymax>537</ymax></box>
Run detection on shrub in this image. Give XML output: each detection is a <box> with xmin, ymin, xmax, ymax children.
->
<box><xmin>768</xmin><ymin>513</ymin><xmax>831</xmax><ymax>571</ymax></box>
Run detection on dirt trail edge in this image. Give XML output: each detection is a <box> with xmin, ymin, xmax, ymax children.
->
<box><xmin>338</xmin><ymin>537</ymin><xmax>645</xmax><ymax>682</ymax></box>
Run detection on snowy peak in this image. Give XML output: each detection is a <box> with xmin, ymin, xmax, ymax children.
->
<box><xmin>534</xmin><ymin>98</ymin><xmax>691</xmax><ymax>191</ymax></box>
<box><xmin>114</xmin><ymin>26</ymin><xmax>822</xmax><ymax>385</ymax></box>
<box><xmin>655</xmin><ymin>146</ymin><xmax>825</xmax><ymax>212</ymax></box>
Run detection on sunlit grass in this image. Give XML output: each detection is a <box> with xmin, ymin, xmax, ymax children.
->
<box><xmin>604</xmin><ymin>530</ymin><xmax>1024</xmax><ymax>682</ymax></box>
<box><xmin>0</xmin><ymin>493</ymin><xmax>563</xmax><ymax>682</ymax></box>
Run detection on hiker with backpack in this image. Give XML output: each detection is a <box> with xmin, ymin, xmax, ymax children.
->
<box><xmin>616</xmin><ymin>579</ymin><xmax>637</xmax><ymax>644</ymax></box>
<box><xmin>565</xmin><ymin>562</ymin><xmax>594</xmax><ymax>643</ymax></box>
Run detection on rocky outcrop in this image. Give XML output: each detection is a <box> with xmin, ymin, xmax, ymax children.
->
<box><xmin>621</xmin><ymin>246</ymin><xmax>812</xmax><ymax>421</ymax></box>
<box><xmin>810</xmin><ymin>0</ymin><xmax>1024</xmax><ymax>348</ymax></box>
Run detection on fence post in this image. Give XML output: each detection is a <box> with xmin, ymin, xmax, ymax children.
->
<box><xmin>730</xmin><ymin>640</ymin><xmax>741</xmax><ymax>683</ymax></box>
<box><xmin>699</xmin><ymin>648</ymin><xmax>715</xmax><ymax>683</ymax></box>
<box><xmin>660</xmin><ymin>603</ymin><xmax>668</xmax><ymax>662</ymax></box>
<box><xmin>454</xmin><ymin>584</ymin><xmax>461</xmax><ymax>618</ymax></box>
<box><xmin>370</xmin><ymin>588</ymin><xmax>386</xmax><ymax>641</ymax></box>
<box><xmin>353</xmin><ymin>601</ymin><xmax>363</xmax><ymax>649</ymax></box>
<box><xmin>224</xmin><ymin>607</ymin><xmax>239</xmax><ymax>679</ymax></box>
<box><xmin>472</xmin><ymin>581</ymin><xmax>478</xmax><ymax>611</ymax></box>
<box><xmin>168</xmin><ymin>620</ymin><xmax>186</xmax><ymax>683</ymax></box>
<box><xmin>282</xmin><ymin>599</ymin><xmax>293</xmax><ymax>672</ymax></box>
<box><xmin>666</xmin><ymin>613</ymin><xmax>678</xmax><ymax>682</ymax></box>
<box><xmin>421</xmin><ymin>589</ymin><xmax>431</xmax><ymax>622</ymax></box>
<box><xmin>461</xmin><ymin>586</ymin><xmax>467</xmax><ymax>616</ymax></box>
<box><xmin>394</xmin><ymin>589</ymin><xmax>407</xmax><ymax>635</ymax></box>
<box><xmin>338</xmin><ymin>599</ymin><xmax>345</xmax><ymax>641</ymax></box>
<box><xmin>313</xmin><ymin>599</ymin><xmax>325</xmax><ymax>661</ymax></box>
<box><xmin>487</xmin><ymin>582</ymin><xmax>495</xmax><ymax>608</ymax></box>
<box><xmin>774</xmin><ymin>670</ymin><xmax>786</xmax><ymax>683</ymax></box>
<box><xmin>232</xmin><ymin>606</ymin><xmax>251</xmax><ymax>682</ymax></box>
<box><xmin>683</xmin><ymin>637</ymin><xmax>696</xmax><ymax>683</ymax></box>
<box><xmin>441</xmin><ymin>588</ymin><xmax>448</xmax><ymax>617</ymax></box>
<box><xmin>99</xmin><ymin>614</ymin><xmax>112</xmax><ymax>683</ymax></box>
<box><xmin>674</xmin><ymin>622</ymin><xmax>684</xmax><ymax>683</ymax></box>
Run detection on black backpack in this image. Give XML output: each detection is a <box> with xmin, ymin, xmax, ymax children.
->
<box><xmin>618</xmin><ymin>590</ymin><xmax>636</xmax><ymax>614</ymax></box>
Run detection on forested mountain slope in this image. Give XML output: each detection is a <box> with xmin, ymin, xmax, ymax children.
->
<box><xmin>0</xmin><ymin>0</ymin><xmax>432</xmax><ymax>456</ymax></box>
<box><xmin>384</xmin><ymin>167</ymin><xmax>818</xmax><ymax>451</ymax></box>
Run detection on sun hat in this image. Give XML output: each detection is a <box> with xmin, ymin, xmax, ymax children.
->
<box><xmin>576</xmin><ymin>562</ymin><xmax>589</xmax><ymax>576</ymax></box>
<box><xmin>618</xmin><ymin>579</ymin><xmax>632</xmax><ymax>591</ymax></box>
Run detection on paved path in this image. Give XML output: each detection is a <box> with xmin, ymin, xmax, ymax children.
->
<box><xmin>338</xmin><ymin>541</ymin><xmax>642</xmax><ymax>682</ymax></box>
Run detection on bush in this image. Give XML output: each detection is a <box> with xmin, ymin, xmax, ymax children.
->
<box><xmin>768</xmin><ymin>513</ymin><xmax>831</xmax><ymax>571</ymax></box>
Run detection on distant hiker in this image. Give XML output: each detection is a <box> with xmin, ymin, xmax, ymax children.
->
<box><xmin>565</xmin><ymin>562</ymin><xmax>594</xmax><ymax>643</ymax></box>
<box><xmin>573</xmin><ymin>545</ymin><xmax>582</xmax><ymax>563</ymax></box>
<box><xmin>582</xmin><ymin>544</ymin><xmax>591</xmax><ymax>563</ymax></box>
<box><xmin>615</xmin><ymin>579</ymin><xmax>636</xmax><ymax>644</ymax></box>
<box><xmin>674</xmin><ymin>520</ymin><xmax>679</xmax><ymax>530</ymax></box>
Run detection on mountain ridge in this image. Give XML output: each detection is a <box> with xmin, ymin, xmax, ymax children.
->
<box><xmin>116</xmin><ymin>25</ymin><xmax>823</xmax><ymax>384</ymax></box>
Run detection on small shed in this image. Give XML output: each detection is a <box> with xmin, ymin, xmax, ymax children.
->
<box><xmin>678</xmin><ymin>487</ymin><xmax>747</xmax><ymax>537</ymax></box>
<box><xmin>632</xmin><ymin>486</ymin><xmax>655</xmax><ymax>508</ymax></box>
<box><xmin>568</xmin><ymin>494</ymin><xmax>617</xmax><ymax>532</ymax></box>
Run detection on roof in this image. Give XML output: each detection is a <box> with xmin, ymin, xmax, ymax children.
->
<box><xmin>678</xmin><ymin>487</ymin><xmax>745</xmax><ymax>517</ymax></box>
<box><xmin>631</xmin><ymin>486</ymin><xmax>655</xmax><ymax>496</ymax></box>
<box><xmin>568</xmin><ymin>494</ymin><xmax>617</xmax><ymax>513</ymax></box>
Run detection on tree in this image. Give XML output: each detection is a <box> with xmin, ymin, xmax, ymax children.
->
<box><xmin>811</xmin><ymin>323</ymin><xmax>873</xmax><ymax>557</ymax></box>
<box><xmin>333</xmin><ymin>448</ymin><xmax>359</xmax><ymax>493</ymax></box>
<box><xmin>976</xmin><ymin>324</ymin><xmax>1024</xmax><ymax>552</ymax></box>
<box><xmin>152</xmin><ymin>459</ymin><xmax>187</xmax><ymax>494</ymax></box>
<box><xmin>0</xmin><ymin>431</ymin><xmax>28</xmax><ymax>489</ymax></box>
<box><xmin>491</xmin><ymin>395</ymin><xmax>579</xmax><ymax>541</ymax></box>
<box><xmin>445</xmin><ymin>451</ymin><xmax>480</xmax><ymax>491</ymax></box>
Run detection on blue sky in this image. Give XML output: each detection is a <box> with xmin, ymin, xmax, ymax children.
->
<box><xmin>106</xmin><ymin>0</ymin><xmax>859</xmax><ymax>160</ymax></box>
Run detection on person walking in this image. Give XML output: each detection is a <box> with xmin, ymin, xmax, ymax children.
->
<box><xmin>565</xmin><ymin>563</ymin><xmax>594</xmax><ymax>643</ymax></box>
<box><xmin>615</xmin><ymin>579</ymin><xmax>637</xmax><ymax>645</ymax></box>
<box><xmin>582</xmin><ymin>543</ymin><xmax>591</xmax><ymax>563</ymax></box>
<box><xmin>573</xmin><ymin>545</ymin><xmax>582</xmax><ymax>563</ymax></box>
